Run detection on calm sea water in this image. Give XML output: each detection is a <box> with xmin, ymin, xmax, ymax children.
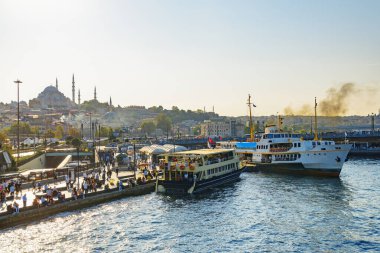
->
<box><xmin>2</xmin><ymin>158</ymin><xmax>380</xmax><ymax>253</ymax></box>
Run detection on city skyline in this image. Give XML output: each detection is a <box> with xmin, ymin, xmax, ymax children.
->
<box><xmin>1</xmin><ymin>0</ymin><xmax>379</xmax><ymax>116</ymax></box>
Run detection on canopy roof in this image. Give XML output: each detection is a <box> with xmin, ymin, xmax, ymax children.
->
<box><xmin>140</xmin><ymin>144</ymin><xmax>187</xmax><ymax>154</ymax></box>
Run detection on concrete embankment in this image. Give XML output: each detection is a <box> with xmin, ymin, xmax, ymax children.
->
<box><xmin>0</xmin><ymin>182</ymin><xmax>155</xmax><ymax>230</ymax></box>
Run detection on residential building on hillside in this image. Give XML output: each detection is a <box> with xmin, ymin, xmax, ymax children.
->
<box><xmin>201</xmin><ymin>120</ymin><xmax>244</xmax><ymax>138</ymax></box>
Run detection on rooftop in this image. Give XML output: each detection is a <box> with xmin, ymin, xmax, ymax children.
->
<box><xmin>169</xmin><ymin>148</ymin><xmax>234</xmax><ymax>156</ymax></box>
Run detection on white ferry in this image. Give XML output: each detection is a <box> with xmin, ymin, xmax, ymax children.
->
<box><xmin>156</xmin><ymin>149</ymin><xmax>243</xmax><ymax>194</ymax></box>
<box><xmin>237</xmin><ymin>125</ymin><xmax>351</xmax><ymax>177</ymax></box>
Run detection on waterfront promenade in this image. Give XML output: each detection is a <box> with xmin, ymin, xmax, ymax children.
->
<box><xmin>1</xmin><ymin>168</ymin><xmax>137</xmax><ymax>215</ymax></box>
<box><xmin>0</xmin><ymin>164</ymin><xmax>158</xmax><ymax>230</ymax></box>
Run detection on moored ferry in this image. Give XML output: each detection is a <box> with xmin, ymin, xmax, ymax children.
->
<box><xmin>156</xmin><ymin>149</ymin><xmax>243</xmax><ymax>194</ymax></box>
<box><xmin>233</xmin><ymin>95</ymin><xmax>351</xmax><ymax>177</ymax></box>
<box><xmin>237</xmin><ymin>125</ymin><xmax>351</xmax><ymax>177</ymax></box>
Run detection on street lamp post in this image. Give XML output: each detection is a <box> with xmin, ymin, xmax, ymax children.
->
<box><xmin>14</xmin><ymin>79</ymin><xmax>22</xmax><ymax>168</ymax></box>
<box><xmin>133</xmin><ymin>142</ymin><xmax>136</xmax><ymax>179</ymax></box>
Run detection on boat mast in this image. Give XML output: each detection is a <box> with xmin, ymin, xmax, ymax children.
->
<box><xmin>247</xmin><ymin>94</ymin><xmax>254</xmax><ymax>141</ymax></box>
<box><xmin>277</xmin><ymin>115</ymin><xmax>283</xmax><ymax>132</ymax></box>
<box><xmin>314</xmin><ymin>97</ymin><xmax>318</xmax><ymax>141</ymax></box>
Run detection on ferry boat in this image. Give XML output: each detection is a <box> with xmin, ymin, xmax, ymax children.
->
<box><xmin>156</xmin><ymin>149</ymin><xmax>243</xmax><ymax>194</ymax></box>
<box><xmin>237</xmin><ymin>125</ymin><xmax>351</xmax><ymax>176</ymax></box>
<box><xmin>234</xmin><ymin>95</ymin><xmax>352</xmax><ymax>177</ymax></box>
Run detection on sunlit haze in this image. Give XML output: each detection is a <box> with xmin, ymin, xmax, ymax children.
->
<box><xmin>0</xmin><ymin>0</ymin><xmax>379</xmax><ymax>116</ymax></box>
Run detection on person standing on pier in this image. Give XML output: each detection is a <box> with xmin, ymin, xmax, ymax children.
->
<box><xmin>118</xmin><ymin>180</ymin><xmax>123</xmax><ymax>191</ymax></box>
<box><xmin>115</xmin><ymin>167</ymin><xmax>119</xmax><ymax>177</ymax></box>
<box><xmin>65</xmin><ymin>175</ymin><xmax>70</xmax><ymax>190</ymax></box>
<box><xmin>22</xmin><ymin>193</ymin><xmax>27</xmax><ymax>208</ymax></box>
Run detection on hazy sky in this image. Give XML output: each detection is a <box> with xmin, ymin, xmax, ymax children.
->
<box><xmin>0</xmin><ymin>0</ymin><xmax>379</xmax><ymax>116</ymax></box>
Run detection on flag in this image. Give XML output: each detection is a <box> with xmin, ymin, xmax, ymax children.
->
<box><xmin>252</xmin><ymin>104</ymin><xmax>257</xmax><ymax>107</ymax></box>
<box><xmin>207</xmin><ymin>137</ymin><xmax>216</xmax><ymax>149</ymax></box>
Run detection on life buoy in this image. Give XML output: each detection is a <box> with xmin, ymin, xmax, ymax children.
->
<box><xmin>180</xmin><ymin>164</ymin><xmax>185</xmax><ymax>170</ymax></box>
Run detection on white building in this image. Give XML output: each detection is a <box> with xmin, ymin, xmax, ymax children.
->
<box><xmin>200</xmin><ymin>120</ymin><xmax>244</xmax><ymax>138</ymax></box>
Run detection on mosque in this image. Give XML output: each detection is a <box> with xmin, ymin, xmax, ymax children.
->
<box><xmin>28</xmin><ymin>74</ymin><xmax>112</xmax><ymax>110</ymax></box>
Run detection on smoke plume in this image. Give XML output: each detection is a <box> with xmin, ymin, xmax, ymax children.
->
<box><xmin>284</xmin><ymin>83</ymin><xmax>379</xmax><ymax>116</ymax></box>
<box><xmin>319</xmin><ymin>83</ymin><xmax>355</xmax><ymax>116</ymax></box>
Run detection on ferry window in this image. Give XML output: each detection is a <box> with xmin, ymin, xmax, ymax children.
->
<box><xmin>312</xmin><ymin>142</ymin><xmax>316</xmax><ymax>146</ymax></box>
<box><xmin>317</xmin><ymin>142</ymin><xmax>321</xmax><ymax>145</ymax></box>
<box><xmin>268</xmin><ymin>134</ymin><xmax>273</xmax><ymax>138</ymax></box>
<box><xmin>298</xmin><ymin>143</ymin><xmax>301</xmax><ymax>147</ymax></box>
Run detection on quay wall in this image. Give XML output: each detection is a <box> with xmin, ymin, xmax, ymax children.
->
<box><xmin>0</xmin><ymin>182</ymin><xmax>155</xmax><ymax>230</ymax></box>
<box><xmin>18</xmin><ymin>153</ymin><xmax>46</xmax><ymax>171</ymax></box>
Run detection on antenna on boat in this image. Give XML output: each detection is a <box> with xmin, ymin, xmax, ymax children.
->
<box><xmin>247</xmin><ymin>94</ymin><xmax>255</xmax><ymax>141</ymax></box>
<box><xmin>314</xmin><ymin>97</ymin><xmax>318</xmax><ymax>141</ymax></box>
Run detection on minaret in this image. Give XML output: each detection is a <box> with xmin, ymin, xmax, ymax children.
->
<box><xmin>56</xmin><ymin>77</ymin><xmax>58</xmax><ymax>90</ymax></box>
<box><xmin>109</xmin><ymin>96</ymin><xmax>112</xmax><ymax>107</ymax></box>
<box><xmin>78</xmin><ymin>89</ymin><xmax>81</xmax><ymax>105</ymax></box>
<box><xmin>94</xmin><ymin>86</ymin><xmax>97</xmax><ymax>101</ymax></box>
<box><xmin>72</xmin><ymin>74</ymin><xmax>76</xmax><ymax>103</ymax></box>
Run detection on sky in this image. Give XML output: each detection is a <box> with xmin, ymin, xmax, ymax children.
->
<box><xmin>0</xmin><ymin>0</ymin><xmax>379</xmax><ymax>116</ymax></box>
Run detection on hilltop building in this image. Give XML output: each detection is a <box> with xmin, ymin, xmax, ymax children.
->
<box><xmin>200</xmin><ymin>120</ymin><xmax>244</xmax><ymax>138</ymax></box>
<box><xmin>29</xmin><ymin>86</ymin><xmax>74</xmax><ymax>109</ymax></box>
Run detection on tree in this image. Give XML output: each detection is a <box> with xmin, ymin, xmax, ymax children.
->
<box><xmin>68</xmin><ymin>127</ymin><xmax>80</xmax><ymax>138</ymax></box>
<box><xmin>192</xmin><ymin>125</ymin><xmax>201</xmax><ymax>135</ymax></box>
<box><xmin>45</xmin><ymin>129</ymin><xmax>55</xmax><ymax>138</ymax></box>
<box><xmin>96</xmin><ymin>126</ymin><xmax>113</xmax><ymax>137</ymax></box>
<box><xmin>9</xmin><ymin>122</ymin><xmax>32</xmax><ymax>135</ymax></box>
<box><xmin>156</xmin><ymin>113</ymin><xmax>172</xmax><ymax>133</ymax></box>
<box><xmin>71</xmin><ymin>138</ymin><xmax>82</xmax><ymax>150</ymax></box>
<box><xmin>54</xmin><ymin>125</ymin><xmax>64</xmax><ymax>139</ymax></box>
<box><xmin>140</xmin><ymin>121</ymin><xmax>156</xmax><ymax>135</ymax></box>
<box><xmin>0</xmin><ymin>131</ymin><xmax>7</xmax><ymax>144</ymax></box>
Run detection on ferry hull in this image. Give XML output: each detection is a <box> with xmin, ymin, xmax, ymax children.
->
<box><xmin>157</xmin><ymin>169</ymin><xmax>243</xmax><ymax>194</ymax></box>
<box><xmin>247</xmin><ymin>163</ymin><xmax>341</xmax><ymax>177</ymax></box>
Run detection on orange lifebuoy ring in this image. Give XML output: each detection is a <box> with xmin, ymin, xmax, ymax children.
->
<box><xmin>180</xmin><ymin>165</ymin><xmax>185</xmax><ymax>170</ymax></box>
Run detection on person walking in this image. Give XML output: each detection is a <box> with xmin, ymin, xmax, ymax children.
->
<box><xmin>115</xmin><ymin>167</ymin><xmax>119</xmax><ymax>177</ymax></box>
<box><xmin>22</xmin><ymin>193</ymin><xmax>27</xmax><ymax>208</ymax></box>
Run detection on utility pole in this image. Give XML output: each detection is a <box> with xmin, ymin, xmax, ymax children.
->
<box><xmin>133</xmin><ymin>142</ymin><xmax>136</xmax><ymax>179</ymax></box>
<box><xmin>14</xmin><ymin>79</ymin><xmax>22</xmax><ymax>168</ymax></box>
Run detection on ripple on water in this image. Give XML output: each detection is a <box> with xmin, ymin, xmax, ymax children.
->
<box><xmin>2</xmin><ymin>159</ymin><xmax>380</xmax><ymax>252</ymax></box>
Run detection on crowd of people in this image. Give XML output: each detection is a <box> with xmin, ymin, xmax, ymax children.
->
<box><xmin>0</xmin><ymin>158</ymin><xmax>155</xmax><ymax>215</ymax></box>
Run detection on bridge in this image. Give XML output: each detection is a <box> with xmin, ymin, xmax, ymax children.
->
<box><xmin>45</xmin><ymin>151</ymin><xmax>93</xmax><ymax>157</ymax></box>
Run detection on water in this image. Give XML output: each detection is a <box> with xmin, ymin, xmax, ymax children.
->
<box><xmin>2</xmin><ymin>158</ymin><xmax>380</xmax><ymax>252</ymax></box>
